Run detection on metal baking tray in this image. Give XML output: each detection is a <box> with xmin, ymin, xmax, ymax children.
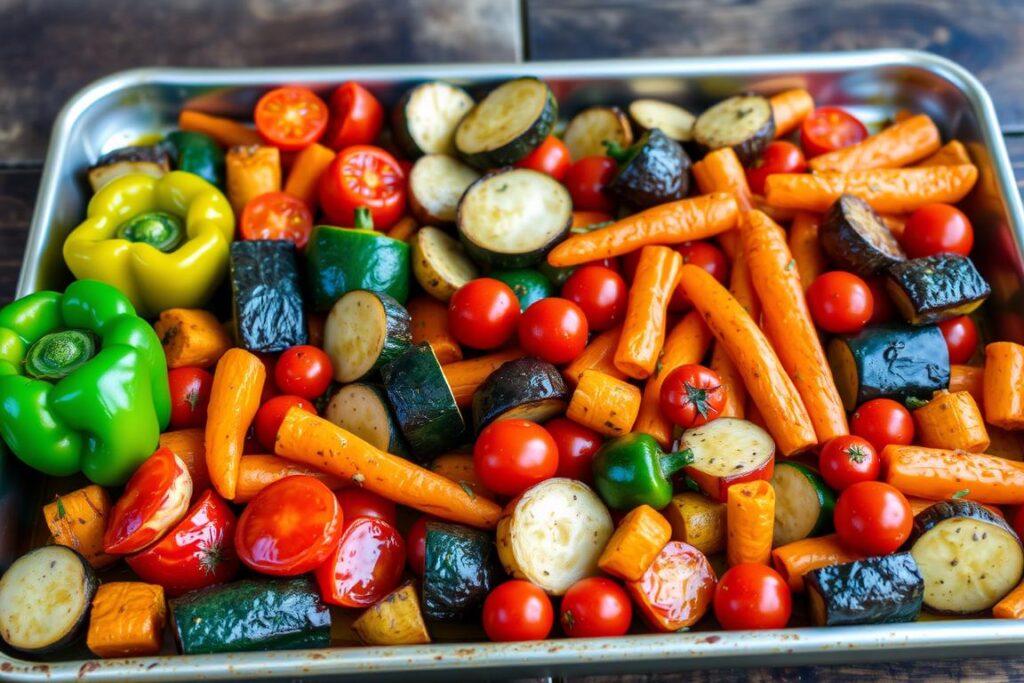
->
<box><xmin>5</xmin><ymin>49</ymin><xmax>1024</xmax><ymax>682</ymax></box>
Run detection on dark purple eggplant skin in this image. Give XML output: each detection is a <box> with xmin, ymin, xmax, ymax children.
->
<box><xmin>606</xmin><ymin>128</ymin><xmax>691</xmax><ymax>209</ymax></box>
<box><xmin>820</xmin><ymin>194</ymin><xmax>906</xmax><ymax>276</ymax></box>
<box><xmin>471</xmin><ymin>357</ymin><xmax>568</xmax><ymax>434</ymax></box>
<box><xmin>908</xmin><ymin>499</ymin><xmax>1021</xmax><ymax>548</ymax></box>
<box><xmin>884</xmin><ymin>253</ymin><xmax>991</xmax><ymax>325</ymax></box>
<box><xmin>805</xmin><ymin>552</ymin><xmax>923</xmax><ymax>627</ymax></box>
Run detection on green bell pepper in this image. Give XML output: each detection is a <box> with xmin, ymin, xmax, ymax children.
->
<box><xmin>165</xmin><ymin>131</ymin><xmax>225</xmax><ymax>187</ymax></box>
<box><xmin>591</xmin><ymin>433</ymin><xmax>692</xmax><ymax>510</ymax></box>
<box><xmin>0</xmin><ymin>280</ymin><xmax>171</xmax><ymax>486</ymax></box>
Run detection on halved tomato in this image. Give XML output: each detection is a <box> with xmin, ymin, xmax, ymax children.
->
<box><xmin>254</xmin><ymin>86</ymin><xmax>329</xmax><ymax>151</ymax></box>
<box><xmin>314</xmin><ymin>517</ymin><xmax>406</xmax><ymax>607</ymax></box>
<box><xmin>240</xmin><ymin>192</ymin><xmax>314</xmax><ymax>249</ymax></box>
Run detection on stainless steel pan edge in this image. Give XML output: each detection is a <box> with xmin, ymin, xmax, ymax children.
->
<box><xmin>5</xmin><ymin>49</ymin><xmax>1023</xmax><ymax>681</ymax></box>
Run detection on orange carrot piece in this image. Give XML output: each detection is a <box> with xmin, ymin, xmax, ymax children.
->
<box><xmin>912</xmin><ymin>390</ymin><xmax>989</xmax><ymax>453</ymax></box>
<box><xmin>429</xmin><ymin>453</ymin><xmax>496</xmax><ymax>500</ymax></box>
<box><xmin>571</xmin><ymin>211</ymin><xmax>614</xmax><ymax>229</ymax></box>
<box><xmin>567</xmin><ymin>370</ymin><xmax>642</xmax><ymax>437</ymax></box>
<box><xmin>86</xmin><ymin>582</ymin><xmax>166</xmax><ymax>658</ymax></box>
<box><xmin>283</xmin><ymin>142</ymin><xmax>335</xmax><ymax>209</ymax></box>
<box><xmin>159</xmin><ymin>428</ymin><xmax>211</xmax><ymax>495</ymax></box>
<box><xmin>386</xmin><ymin>216</ymin><xmax>418</xmax><ymax>242</ymax></box>
<box><xmin>788</xmin><ymin>211</ymin><xmax>827</xmax><ymax>291</ymax></box>
<box><xmin>771</xmin><ymin>534</ymin><xmax>863</xmax><ymax>593</ymax></box>
<box><xmin>234</xmin><ymin>454</ymin><xmax>347</xmax><ymax>504</ymax></box>
<box><xmin>442</xmin><ymin>349</ymin><xmax>524</xmax><ymax>409</ymax></box>
<box><xmin>882</xmin><ymin>444</ymin><xmax>1024</xmax><ymax>504</ymax></box>
<box><xmin>918</xmin><ymin>140</ymin><xmax>971</xmax><ymax>167</ymax></box>
<box><xmin>994</xmin><ymin>581</ymin><xmax>1024</xmax><ymax>619</ymax></box>
<box><xmin>984</xmin><ymin>342</ymin><xmax>1024</xmax><ymax>429</ymax></box>
<box><xmin>614</xmin><ymin>246</ymin><xmax>683</xmax><ymax>379</ymax></box>
<box><xmin>881</xmin><ymin>213</ymin><xmax>908</xmax><ymax>239</ymax></box>
<box><xmin>726</xmin><ymin>480</ymin><xmax>775</xmax><ymax>566</ymax></box>
<box><xmin>226</xmin><ymin>145</ymin><xmax>282</xmax><ymax>215</ymax></box>
<box><xmin>809</xmin><ymin>114</ymin><xmax>941</xmax><ymax>173</ymax></box>
<box><xmin>153</xmin><ymin>308</ymin><xmax>233</xmax><ymax>370</ymax></box>
<box><xmin>598</xmin><ymin>504</ymin><xmax>673</xmax><ymax>581</ymax></box>
<box><xmin>950</xmin><ymin>364</ymin><xmax>985</xmax><ymax>409</ymax></box>
<box><xmin>710</xmin><ymin>346</ymin><xmax>745</xmax><ymax>419</ymax></box>
<box><xmin>691</xmin><ymin>148</ymin><xmax>753</xmax><ymax>212</ymax></box>
<box><xmin>769</xmin><ymin>89</ymin><xmax>814</xmax><ymax>138</ymax></box>
<box><xmin>408</xmin><ymin>296</ymin><xmax>463</xmax><ymax>365</ymax></box>
<box><xmin>204</xmin><ymin>348</ymin><xmax>266</xmax><ymax>500</ymax></box>
<box><xmin>178</xmin><ymin>110</ymin><xmax>262</xmax><ymax>148</ymax></box>
<box><xmin>44</xmin><ymin>486</ymin><xmax>117</xmax><ymax>569</ymax></box>
<box><xmin>563</xmin><ymin>326</ymin><xmax>629</xmax><ymax>386</ymax></box>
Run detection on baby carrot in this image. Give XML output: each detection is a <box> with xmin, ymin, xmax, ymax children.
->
<box><xmin>808</xmin><ymin>114</ymin><xmax>941</xmax><ymax>173</ymax></box>
<box><xmin>614</xmin><ymin>246</ymin><xmax>683</xmax><ymax>380</ymax></box>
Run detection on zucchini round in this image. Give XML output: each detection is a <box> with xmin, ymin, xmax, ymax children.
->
<box><xmin>408</xmin><ymin>154</ymin><xmax>480</xmax><ymax>225</ymax></box>
<box><xmin>392</xmin><ymin>81</ymin><xmax>475</xmax><ymax>159</ymax></box>
<box><xmin>819</xmin><ymin>194</ymin><xmax>906</xmax><ymax>276</ymax></box>
<box><xmin>562</xmin><ymin>106</ymin><xmax>633</xmax><ymax>161</ymax></box>
<box><xmin>324</xmin><ymin>383</ymin><xmax>408</xmax><ymax>457</ymax></box>
<box><xmin>411</xmin><ymin>226</ymin><xmax>480</xmax><ymax>302</ymax></box>
<box><xmin>490</xmin><ymin>268</ymin><xmax>555</xmax><ymax>311</ymax></box>
<box><xmin>628</xmin><ymin>99</ymin><xmax>696</xmax><ymax>142</ymax></box>
<box><xmin>770</xmin><ymin>461</ymin><xmax>835</xmax><ymax>546</ymax></box>
<box><xmin>471</xmin><ymin>357</ymin><xmax>569</xmax><ymax>433</ymax></box>
<box><xmin>324</xmin><ymin>290</ymin><xmax>412</xmax><ymax>383</ymax></box>
<box><xmin>606</xmin><ymin>128</ymin><xmax>691</xmax><ymax>209</ymax></box>
<box><xmin>454</xmin><ymin>77</ymin><xmax>557</xmax><ymax>168</ymax></box>
<box><xmin>692</xmin><ymin>94</ymin><xmax>775</xmax><ymax>165</ymax></box>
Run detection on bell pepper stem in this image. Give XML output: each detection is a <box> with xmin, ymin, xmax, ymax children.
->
<box><xmin>659</xmin><ymin>447</ymin><xmax>693</xmax><ymax>479</ymax></box>
<box><xmin>116</xmin><ymin>211</ymin><xmax>184</xmax><ymax>252</ymax></box>
<box><xmin>24</xmin><ymin>329</ymin><xmax>98</xmax><ymax>380</ymax></box>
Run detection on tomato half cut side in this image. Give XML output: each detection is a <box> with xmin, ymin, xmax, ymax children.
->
<box><xmin>314</xmin><ymin>517</ymin><xmax>406</xmax><ymax>607</ymax></box>
<box><xmin>254</xmin><ymin>86</ymin><xmax>329</xmax><ymax>151</ymax></box>
<box><xmin>800</xmin><ymin>106</ymin><xmax>868</xmax><ymax>158</ymax></box>
<box><xmin>240</xmin><ymin>192</ymin><xmax>314</xmax><ymax>249</ymax></box>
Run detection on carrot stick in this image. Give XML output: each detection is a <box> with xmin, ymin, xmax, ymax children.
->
<box><xmin>745</xmin><ymin>210</ymin><xmax>847</xmax><ymax>444</ymax></box>
<box><xmin>634</xmin><ymin>312</ymin><xmax>713</xmax><ymax>446</ymax></box>
<box><xmin>275</xmin><ymin>408</ymin><xmax>502</xmax><ymax>529</ymax></box>
<box><xmin>752</xmin><ymin>196</ymin><xmax>796</xmax><ymax>225</ymax></box>
<box><xmin>918</xmin><ymin>140</ymin><xmax>971</xmax><ymax>167</ymax></box>
<box><xmin>809</xmin><ymin>114</ymin><xmax>941</xmax><ymax>173</ymax></box>
<box><xmin>680</xmin><ymin>265</ymin><xmax>816</xmax><ymax>456</ymax></box>
<box><xmin>692</xmin><ymin>148</ymin><xmax>753</xmax><ymax>212</ymax></box>
<box><xmin>994</xmin><ymin>580</ymin><xmax>1024</xmax><ymax>619</ymax></box>
<box><xmin>726</xmin><ymin>480</ymin><xmax>775</xmax><ymax>566</ymax></box>
<box><xmin>153</xmin><ymin>308</ymin><xmax>233</xmax><ymax>370</ymax></box>
<box><xmin>226</xmin><ymin>145</ymin><xmax>282</xmax><ymax>215</ymax></box>
<box><xmin>788</xmin><ymin>211</ymin><xmax>827</xmax><ymax>291</ymax></box>
<box><xmin>571</xmin><ymin>211</ymin><xmax>614</xmax><ymax>229</ymax></box>
<box><xmin>283</xmin><ymin>142</ymin><xmax>335</xmax><ymax>210</ymax></box>
<box><xmin>429</xmin><ymin>453</ymin><xmax>496</xmax><ymax>500</ymax></box>
<box><xmin>442</xmin><ymin>349</ymin><xmax>524</xmax><ymax>409</ymax></box>
<box><xmin>598</xmin><ymin>504</ymin><xmax>673</xmax><ymax>581</ymax></box>
<box><xmin>567</xmin><ymin>370</ymin><xmax>642</xmax><ymax>437</ymax></box>
<box><xmin>563</xmin><ymin>326</ymin><xmax>629</xmax><ymax>386</ymax></box>
<box><xmin>763</xmin><ymin>164</ymin><xmax>978</xmax><ymax>214</ymax></box>
<box><xmin>881</xmin><ymin>214</ymin><xmax>908</xmax><ymax>239</ymax></box>
<box><xmin>408</xmin><ymin>296</ymin><xmax>463</xmax><ymax>365</ymax></box>
<box><xmin>769</xmin><ymin>89</ymin><xmax>814</xmax><ymax>138</ymax></box>
<box><xmin>234</xmin><ymin>454</ymin><xmax>347</xmax><ymax>504</ymax></box>
<box><xmin>44</xmin><ymin>486</ymin><xmax>117</xmax><ymax>569</ymax></box>
<box><xmin>771</xmin><ymin>534</ymin><xmax>863</xmax><ymax>593</ymax></box>
<box><xmin>709</xmin><ymin>346</ymin><xmax>745</xmax><ymax>419</ymax></box>
<box><xmin>912</xmin><ymin>390</ymin><xmax>989</xmax><ymax>453</ymax></box>
<box><xmin>882</xmin><ymin>444</ymin><xmax>1024</xmax><ymax>504</ymax></box>
<box><xmin>547</xmin><ymin>193</ymin><xmax>739</xmax><ymax>267</ymax></box>
<box><xmin>159</xmin><ymin>428</ymin><xmax>211</xmax><ymax>495</ymax></box>
<box><xmin>614</xmin><ymin>246</ymin><xmax>683</xmax><ymax>380</ymax></box>
<box><xmin>386</xmin><ymin>216</ymin><xmax>418</xmax><ymax>242</ymax></box>
<box><xmin>984</xmin><ymin>342</ymin><xmax>1024</xmax><ymax>429</ymax></box>
<box><xmin>204</xmin><ymin>348</ymin><xmax>266</xmax><ymax>500</ymax></box>
<box><xmin>178</xmin><ymin>110</ymin><xmax>262</xmax><ymax>148</ymax></box>
<box><xmin>950</xmin><ymin>364</ymin><xmax>985</xmax><ymax>409</ymax></box>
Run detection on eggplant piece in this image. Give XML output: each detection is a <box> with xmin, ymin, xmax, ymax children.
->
<box><xmin>471</xmin><ymin>357</ymin><xmax>569</xmax><ymax>433</ymax></box>
<box><xmin>606</xmin><ymin>128</ymin><xmax>692</xmax><ymax>209</ymax></box>
<box><xmin>805</xmin><ymin>553</ymin><xmax>924</xmax><ymax>626</ymax></box>
<box><xmin>692</xmin><ymin>94</ymin><xmax>775</xmax><ymax>165</ymax></box>
<box><xmin>230</xmin><ymin>240</ymin><xmax>308</xmax><ymax>353</ymax></box>
<box><xmin>88</xmin><ymin>145</ymin><xmax>171</xmax><ymax>192</ymax></box>
<box><xmin>909</xmin><ymin>500</ymin><xmax>1024</xmax><ymax>614</ymax></box>
<box><xmin>819</xmin><ymin>194</ymin><xmax>906</xmax><ymax>276</ymax></box>
<box><xmin>562</xmin><ymin>106</ymin><xmax>634</xmax><ymax>161</ymax></box>
<box><xmin>422</xmin><ymin>522</ymin><xmax>503</xmax><ymax>621</ymax></box>
<box><xmin>885</xmin><ymin>253</ymin><xmax>991</xmax><ymax>325</ymax></box>
<box><xmin>628</xmin><ymin>99</ymin><xmax>696</xmax><ymax>142</ymax></box>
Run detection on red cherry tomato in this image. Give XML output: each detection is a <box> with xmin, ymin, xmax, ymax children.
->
<box><xmin>167</xmin><ymin>366</ymin><xmax>213</xmax><ymax>429</ymax></box>
<box><xmin>314</xmin><ymin>517</ymin><xmax>406</xmax><ymax>608</ymax></box>
<box><xmin>659</xmin><ymin>364</ymin><xmax>727</xmax><ymax>429</ymax></box>
<box><xmin>745</xmin><ymin>141</ymin><xmax>807</xmax><ymax>195</ymax></box>
<box><xmin>274</xmin><ymin>345</ymin><xmax>333</xmax><ymax>399</ymax></box>
<box><xmin>235</xmin><ymin>475</ymin><xmax>343</xmax><ymax>576</ymax></box>
<box><xmin>938</xmin><ymin>315</ymin><xmax>979</xmax><ymax>365</ymax></box>
<box><xmin>514</xmin><ymin>136</ymin><xmax>572</xmax><ymax>182</ymax></box>
<box><xmin>104</xmin><ymin>448</ymin><xmax>192</xmax><ymax>555</ymax></box>
<box><xmin>714</xmin><ymin>563</ymin><xmax>792</xmax><ymax>631</ymax></box>
<box><xmin>319</xmin><ymin>145</ymin><xmax>406</xmax><ymax>230</ymax></box>
<box><xmin>254</xmin><ymin>86</ymin><xmax>328</xmax><ymax>151</ymax></box>
<box><xmin>670</xmin><ymin>241</ymin><xmax>729</xmax><ymax>311</ymax></box>
<box><xmin>1012</xmin><ymin>506</ymin><xmax>1024</xmax><ymax>541</ymax></box>
<box><xmin>518</xmin><ymin>298</ymin><xmax>589</xmax><ymax>365</ymax></box>
<box><xmin>800</xmin><ymin>106</ymin><xmax>868</xmax><ymax>158</ymax></box>
<box><xmin>867</xmin><ymin>276</ymin><xmax>896</xmax><ymax>325</ymax></box>
<box><xmin>405</xmin><ymin>514</ymin><xmax>437</xmax><ymax>576</ymax></box>
<box><xmin>474</xmin><ymin>419</ymin><xmax>559</xmax><ymax>497</ymax></box>
<box><xmin>902</xmin><ymin>204</ymin><xmax>974</xmax><ymax>258</ymax></box>
<box><xmin>545</xmin><ymin>417</ymin><xmax>603</xmax><ymax>483</ymax></box>
<box><xmin>834</xmin><ymin>481</ymin><xmax>912</xmax><ymax>555</ymax></box>
<box><xmin>336</xmin><ymin>488</ymin><xmax>397</xmax><ymax>529</ymax></box>
<box><xmin>806</xmin><ymin>271</ymin><xmax>874</xmax><ymax>334</ymax></box>
<box><xmin>448</xmin><ymin>278</ymin><xmax>521</xmax><ymax>350</ymax></box>
<box><xmin>565</xmin><ymin>156</ymin><xmax>617</xmax><ymax>212</ymax></box>
<box><xmin>850</xmin><ymin>398</ymin><xmax>915</xmax><ymax>452</ymax></box>
<box><xmin>561</xmin><ymin>265</ymin><xmax>628</xmax><ymax>332</ymax></box>
<box><xmin>818</xmin><ymin>435</ymin><xmax>880</xmax><ymax>491</ymax></box>
<box><xmin>560</xmin><ymin>577</ymin><xmax>632</xmax><ymax>638</ymax></box>
<box><xmin>253</xmin><ymin>395</ymin><xmax>317</xmax><ymax>452</ymax></box>
<box><xmin>324</xmin><ymin>82</ymin><xmax>384</xmax><ymax>150</ymax></box>
<box><xmin>240</xmin><ymin>192</ymin><xmax>314</xmax><ymax>249</ymax></box>
<box><xmin>483</xmin><ymin>580</ymin><xmax>554</xmax><ymax>642</ymax></box>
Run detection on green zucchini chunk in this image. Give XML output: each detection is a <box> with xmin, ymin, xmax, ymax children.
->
<box><xmin>885</xmin><ymin>253</ymin><xmax>991</xmax><ymax>325</ymax></box>
<box><xmin>324</xmin><ymin>382</ymin><xmax>409</xmax><ymax>457</ymax></box>
<box><xmin>471</xmin><ymin>357</ymin><xmax>569</xmax><ymax>433</ymax></box>
<box><xmin>422</xmin><ymin>522</ymin><xmax>503</xmax><ymax>622</ymax></box>
<box><xmin>819</xmin><ymin>194</ymin><xmax>906</xmax><ymax>276</ymax></box>
<box><xmin>324</xmin><ymin>289</ymin><xmax>412</xmax><ymax>383</ymax></box>
<box><xmin>230</xmin><ymin>240</ymin><xmax>308</xmax><ymax>353</ymax></box>
<box><xmin>165</xmin><ymin>131</ymin><xmax>225</xmax><ymax>187</ymax></box>
<box><xmin>304</xmin><ymin>224</ymin><xmax>411</xmax><ymax>311</ymax></box>
<box><xmin>490</xmin><ymin>268</ymin><xmax>555</xmax><ymax>311</ymax></box>
<box><xmin>606</xmin><ymin>128</ymin><xmax>692</xmax><ymax>210</ymax></box>
<box><xmin>628</xmin><ymin>99</ymin><xmax>696</xmax><ymax>142</ymax></box>
<box><xmin>770</xmin><ymin>461</ymin><xmax>835</xmax><ymax>546</ymax></box>
<box><xmin>692</xmin><ymin>94</ymin><xmax>775</xmax><ymax>165</ymax></box>
<box><xmin>562</xmin><ymin>106</ymin><xmax>633</xmax><ymax>161</ymax></box>
<box><xmin>805</xmin><ymin>553</ymin><xmax>923</xmax><ymax>627</ymax></box>
<box><xmin>455</xmin><ymin>77</ymin><xmax>557</xmax><ymax>168</ymax></box>
<box><xmin>392</xmin><ymin>81</ymin><xmax>475</xmax><ymax>159</ymax></box>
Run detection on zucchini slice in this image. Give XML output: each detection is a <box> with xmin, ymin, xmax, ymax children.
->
<box><xmin>457</xmin><ymin>168</ymin><xmax>573</xmax><ymax>268</ymax></box>
<box><xmin>230</xmin><ymin>240</ymin><xmax>308</xmax><ymax>353</ymax></box>
<box><xmin>324</xmin><ymin>383</ymin><xmax>408</xmax><ymax>457</ymax></box>
<box><xmin>562</xmin><ymin>106</ymin><xmax>634</xmax><ymax>161</ymax></box>
<box><xmin>681</xmin><ymin>417</ymin><xmax>775</xmax><ymax>503</ymax></box>
<box><xmin>885</xmin><ymin>253</ymin><xmax>991</xmax><ymax>325</ymax></box>
<box><xmin>819</xmin><ymin>194</ymin><xmax>906</xmax><ymax>276</ymax></box>
<box><xmin>471</xmin><ymin>357</ymin><xmax>569</xmax><ymax>433</ymax></box>
<box><xmin>909</xmin><ymin>500</ymin><xmax>1024</xmax><ymax>615</ymax></box>
<box><xmin>692</xmin><ymin>94</ymin><xmax>775</xmax><ymax>165</ymax></box>
<box><xmin>606</xmin><ymin>128</ymin><xmax>692</xmax><ymax>209</ymax></box>
<box><xmin>628</xmin><ymin>99</ymin><xmax>696</xmax><ymax>142</ymax></box>
<box><xmin>392</xmin><ymin>81</ymin><xmax>475</xmax><ymax>159</ymax></box>
<box><xmin>770</xmin><ymin>461</ymin><xmax>835</xmax><ymax>547</ymax></box>
<box><xmin>455</xmin><ymin>77</ymin><xmax>557</xmax><ymax>168</ymax></box>
<box><xmin>88</xmin><ymin>145</ymin><xmax>170</xmax><ymax>192</ymax></box>
<box><xmin>806</xmin><ymin>553</ymin><xmax>923</xmax><ymax>626</ymax></box>
<box><xmin>422</xmin><ymin>522</ymin><xmax>502</xmax><ymax>622</ymax></box>
<box><xmin>411</xmin><ymin>226</ymin><xmax>479</xmax><ymax>302</ymax></box>
<box><xmin>408</xmin><ymin>154</ymin><xmax>480</xmax><ymax>225</ymax></box>
<box><xmin>0</xmin><ymin>546</ymin><xmax>96</xmax><ymax>653</ymax></box>
<box><xmin>305</xmin><ymin>225</ymin><xmax>411</xmax><ymax>310</ymax></box>
<box><xmin>324</xmin><ymin>290</ymin><xmax>412</xmax><ymax>383</ymax></box>
<box><xmin>490</xmin><ymin>268</ymin><xmax>555</xmax><ymax>311</ymax></box>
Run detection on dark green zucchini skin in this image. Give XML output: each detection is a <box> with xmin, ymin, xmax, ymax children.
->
<box><xmin>380</xmin><ymin>343</ymin><xmax>466</xmax><ymax>462</ymax></box>
<box><xmin>170</xmin><ymin>577</ymin><xmax>331</xmax><ymax>654</ymax></box>
<box><xmin>472</xmin><ymin>357</ymin><xmax>569</xmax><ymax>433</ymax></box>
<box><xmin>828</xmin><ymin>323</ymin><xmax>949</xmax><ymax>410</ymax></box>
<box><xmin>165</xmin><ymin>131</ymin><xmax>225</xmax><ymax>187</ymax></box>
<box><xmin>458</xmin><ymin>78</ymin><xmax>558</xmax><ymax>169</ymax></box>
<box><xmin>490</xmin><ymin>269</ymin><xmax>555</xmax><ymax>311</ymax></box>
<box><xmin>606</xmin><ymin>128</ymin><xmax>691</xmax><ymax>209</ymax></box>
<box><xmin>885</xmin><ymin>253</ymin><xmax>991</xmax><ymax>325</ymax></box>
<box><xmin>820</xmin><ymin>194</ymin><xmax>906</xmax><ymax>276</ymax></box>
<box><xmin>230</xmin><ymin>241</ymin><xmax>308</xmax><ymax>353</ymax></box>
<box><xmin>305</xmin><ymin>225</ymin><xmax>411</xmax><ymax>311</ymax></box>
<box><xmin>805</xmin><ymin>552</ymin><xmax>924</xmax><ymax>626</ymax></box>
<box><xmin>368</xmin><ymin>290</ymin><xmax>414</xmax><ymax>374</ymax></box>
<box><xmin>422</xmin><ymin>522</ymin><xmax>503</xmax><ymax>622</ymax></box>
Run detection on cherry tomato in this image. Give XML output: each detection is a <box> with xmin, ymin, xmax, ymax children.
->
<box><xmin>714</xmin><ymin>563</ymin><xmax>792</xmax><ymax>631</ymax></box>
<box><xmin>514</xmin><ymin>136</ymin><xmax>572</xmax><ymax>182</ymax></box>
<box><xmin>670</xmin><ymin>241</ymin><xmax>729</xmax><ymax>311</ymax></box>
<box><xmin>483</xmin><ymin>580</ymin><xmax>554</xmax><ymax>642</ymax></box>
<box><xmin>314</xmin><ymin>517</ymin><xmax>406</xmax><ymax>608</ymax></box>
<box><xmin>319</xmin><ymin>145</ymin><xmax>406</xmax><ymax>229</ymax></box>
<box><xmin>167</xmin><ymin>366</ymin><xmax>213</xmax><ymax>429</ymax></box>
<box><xmin>627</xmin><ymin>541</ymin><xmax>716</xmax><ymax>632</ymax></box>
<box><xmin>806</xmin><ymin>271</ymin><xmax>874</xmax><ymax>334</ymax></box>
<box><xmin>474</xmin><ymin>419</ymin><xmax>559</xmax><ymax>497</ymax></box>
<box><xmin>545</xmin><ymin>417</ymin><xmax>603</xmax><ymax>483</ymax></box>
<box><xmin>336</xmin><ymin>488</ymin><xmax>397</xmax><ymax>529</ymax></box>
<box><xmin>405</xmin><ymin>514</ymin><xmax>437</xmax><ymax>576</ymax></box>
<box><xmin>565</xmin><ymin>156</ymin><xmax>617</xmax><ymax>212</ymax></box>
<box><xmin>254</xmin><ymin>86</ymin><xmax>328</xmax><ymax>151</ymax></box>
<box><xmin>745</xmin><ymin>141</ymin><xmax>807</xmax><ymax>195</ymax></box>
<box><xmin>938</xmin><ymin>315</ymin><xmax>979</xmax><ymax>365</ymax></box>
<box><xmin>660</xmin><ymin>364</ymin><xmax>727</xmax><ymax>429</ymax></box>
<box><xmin>235</xmin><ymin>475</ymin><xmax>343</xmax><ymax>576</ymax></box>
<box><xmin>800</xmin><ymin>106</ymin><xmax>868</xmax><ymax>158</ymax></box>
<box><xmin>850</xmin><ymin>398</ymin><xmax>915</xmax><ymax>452</ymax></box>
<box><xmin>560</xmin><ymin>577</ymin><xmax>632</xmax><ymax>638</ymax></box>
<box><xmin>448</xmin><ymin>278</ymin><xmax>521</xmax><ymax>350</ymax></box>
<box><xmin>324</xmin><ymin>81</ymin><xmax>384</xmax><ymax>150</ymax></box>
<box><xmin>834</xmin><ymin>481</ymin><xmax>912</xmax><ymax>555</ymax></box>
<box><xmin>1012</xmin><ymin>506</ymin><xmax>1024</xmax><ymax>541</ymax></box>
<box><xmin>818</xmin><ymin>435</ymin><xmax>880</xmax><ymax>491</ymax></box>
<box><xmin>126</xmin><ymin>490</ymin><xmax>239</xmax><ymax>596</ymax></box>
<box><xmin>254</xmin><ymin>395</ymin><xmax>317</xmax><ymax>452</ymax></box>
<box><xmin>240</xmin><ymin>192</ymin><xmax>314</xmax><ymax>249</ymax></box>
<box><xmin>104</xmin><ymin>448</ymin><xmax>192</xmax><ymax>555</ymax></box>
<box><xmin>902</xmin><ymin>203</ymin><xmax>974</xmax><ymax>258</ymax></box>
<box><xmin>518</xmin><ymin>298</ymin><xmax>589</xmax><ymax>365</ymax></box>
<box><xmin>274</xmin><ymin>345</ymin><xmax>333</xmax><ymax>399</ymax></box>
<box><xmin>867</xmin><ymin>276</ymin><xmax>896</xmax><ymax>325</ymax></box>
<box><xmin>561</xmin><ymin>265</ymin><xmax>627</xmax><ymax>332</ymax></box>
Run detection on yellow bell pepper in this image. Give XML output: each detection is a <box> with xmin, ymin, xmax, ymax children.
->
<box><xmin>63</xmin><ymin>171</ymin><xmax>234</xmax><ymax>318</ymax></box>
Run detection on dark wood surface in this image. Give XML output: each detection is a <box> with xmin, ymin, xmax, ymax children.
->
<box><xmin>1</xmin><ymin>1</ymin><xmax>1023</xmax><ymax>680</ymax></box>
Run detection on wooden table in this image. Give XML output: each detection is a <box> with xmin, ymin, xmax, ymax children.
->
<box><xmin>2</xmin><ymin>1</ymin><xmax>1022</xmax><ymax>680</ymax></box>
